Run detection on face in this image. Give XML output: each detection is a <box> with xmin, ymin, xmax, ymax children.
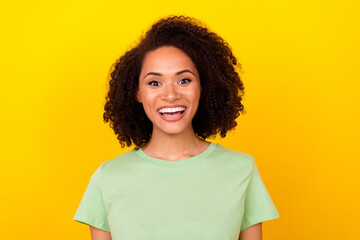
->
<box><xmin>137</xmin><ymin>46</ymin><xmax>201</xmax><ymax>137</ymax></box>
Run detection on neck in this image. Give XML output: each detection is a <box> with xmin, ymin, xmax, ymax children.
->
<box><xmin>141</xmin><ymin>127</ymin><xmax>210</xmax><ymax>161</ymax></box>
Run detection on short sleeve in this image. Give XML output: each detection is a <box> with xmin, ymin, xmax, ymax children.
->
<box><xmin>240</xmin><ymin>159</ymin><xmax>280</xmax><ymax>231</ymax></box>
<box><xmin>73</xmin><ymin>164</ymin><xmax>110</xmax><ymax>232</ymax></box>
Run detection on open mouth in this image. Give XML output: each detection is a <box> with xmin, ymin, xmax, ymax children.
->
<box><xmin>158</xmin><ymin>106</ymin><xmax>186</xmax><ymax>120</ymax></box>
<box><xmin>159</xmin><ymin>110</ymin><xmax>186</xmax><ymax>116</ymax></box>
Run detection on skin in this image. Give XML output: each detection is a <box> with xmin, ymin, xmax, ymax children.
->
<box><xmin>239</xmin><ymin>223</ymin><xmax>262</xmax><ymax>240</ymax></box>
<box><xmin>89</xmin><ymin>46</ymin><xmax>262</xmax><ymax>239</ymax></box>
<box><xmin>90</xmin><ymin>226</ymin><xmax>112</xmax><ymax>240</ymax></box>
<box><xmin>89</xmin><ymin>222</ymin><xmax>262</xmax><ymax>240</ymax></box>
<box><xmin>137</xmin><ymin>46</ymin><xmax>209</xmax><ymax>160</ymax></box>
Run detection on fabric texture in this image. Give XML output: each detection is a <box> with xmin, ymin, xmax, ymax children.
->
<box><xmin>73</xmin><ymin>143</ymin><xmax>279</xmax><ymax>239</ymax></box>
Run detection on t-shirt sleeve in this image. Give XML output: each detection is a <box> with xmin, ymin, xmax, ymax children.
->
<box><xmin>73</xmin><ymin>164</ymin><xmax>110</xmax><ymax>232</ymax></box>
<box><xmin>240</xmin><ymin>158</ymin><xmax>280</xmax><ymax>231</ymax></box>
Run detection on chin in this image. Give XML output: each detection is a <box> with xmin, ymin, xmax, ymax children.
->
<box><xmin>160</xmin><ymin>128</ymin><xmax>188</xmax><ymax>136</ymax></box>
<box><xmin>155</xmin><ymin>123</ymin><xmax>193</xmax><ymax>136</ymax></box>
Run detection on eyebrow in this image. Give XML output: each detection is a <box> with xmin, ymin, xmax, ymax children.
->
<box><xmin>143</xmin><ymin>69</ymin><xmax>195</xmax><ymax>79</ymax></box>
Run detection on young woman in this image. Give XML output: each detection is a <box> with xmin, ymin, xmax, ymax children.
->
<box><xmin>74</xmin><ymin>16</ymin><xmax>279</xmax><ymax>240</ymax></box>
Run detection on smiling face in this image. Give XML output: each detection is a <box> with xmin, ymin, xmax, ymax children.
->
<box><xmin>137</xmin><ymin>46</ymin><xmax>201</xmax><ymax>137</ymax></box>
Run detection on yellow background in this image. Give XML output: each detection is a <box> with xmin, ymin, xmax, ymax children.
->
<box><xmin>1</xmin><ymin>0</ymin><xmax>359</xmax><ymax>239</ymax></box>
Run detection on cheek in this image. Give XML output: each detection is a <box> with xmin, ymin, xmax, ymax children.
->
<box><xmin>191</xmin><ymin>89</ymin><xmax>201</xmax><ymax>103</ymax></box>
<box><xmin>138</xmin><ymin>92</ymin><xmax>156</xmax><ymax>114</ymax></box>
<box><xmin>138</xmin><ymin>88</ymin><xmax>152</xmax><ymax>104</ymax></box>
<box><xmin>187</xmin><ymin>91</ymin><xmax>201</xmax><ymax>114</ymax></box>
<box><xmin>141</xmin><ymin>103</ymin><xmax>155</xmax><ymax>122</ymax></box>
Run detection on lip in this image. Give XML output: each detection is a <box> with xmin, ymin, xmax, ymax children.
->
<box><xmin>157</xmin><ymin>105</ymin><xmax>187</xmax><ymax>122</ymax></box>
<box><xmin>157</xmin><ymin>104</ymin><xmax>187</xmax><ymax>111</ymax></box>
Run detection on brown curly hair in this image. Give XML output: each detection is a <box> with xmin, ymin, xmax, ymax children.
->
<box><xmin>103</xmin><ymin>15</ymin><xmax>246</xmax><ymax>148</ymax></box>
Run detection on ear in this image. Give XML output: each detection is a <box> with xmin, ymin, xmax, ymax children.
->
<box><xmin>135</xmin><ymin>91</ymin><xmax>142</xmax><ymax>103</ymax></box>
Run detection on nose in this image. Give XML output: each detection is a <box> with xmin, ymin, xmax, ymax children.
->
<box><xmin>161</xmin><ymin>84</ymin><xmax>180</xmax><ymax>102</ymax></box>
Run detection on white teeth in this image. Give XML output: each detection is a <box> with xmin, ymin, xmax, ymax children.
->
<box><xmin>158</xmin><ymin>107</ymin><xmax>186</xmax><ymax>113</ymax></box>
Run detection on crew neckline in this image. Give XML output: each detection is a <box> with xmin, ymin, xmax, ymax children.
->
<box><xmin>134</xmin><ymin>142</ymin><xmax>217</xmax><ymax>168</ymax></box>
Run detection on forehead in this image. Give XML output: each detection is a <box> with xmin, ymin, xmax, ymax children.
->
<box><xmin>140</xmin><ymin>46</ymin><xmax>198</xmax><ymax>76</ymax></box>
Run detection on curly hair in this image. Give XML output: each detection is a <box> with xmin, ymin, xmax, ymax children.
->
<box><xmin>103</xmin><ymin>15</ymin><xmax>245</xmax><ymax>148</ymax></box>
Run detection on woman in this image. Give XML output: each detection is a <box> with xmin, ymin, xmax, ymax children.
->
<box><xmin>74</xmin><ymin>16</ymin><xmax>279</xmax><ymax>240</ymax></box>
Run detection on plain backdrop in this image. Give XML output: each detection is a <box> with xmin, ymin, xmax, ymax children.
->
<box><xmin>0</xmin><ymin>0</ymin><xmax>359</xmax><ymax>239</ymax></box>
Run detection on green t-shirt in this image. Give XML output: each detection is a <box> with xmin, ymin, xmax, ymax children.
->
<box><xmin>73</xmin><ymin>143</ymin><xmax>279</xmax><ymax>239</ymax></box>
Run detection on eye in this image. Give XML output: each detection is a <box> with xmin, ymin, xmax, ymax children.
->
<box><xmin>148</xmin><ymin>81</ymin><xmax>161</xmax><ymax>86</ymax></box>
<box><xmin>178</xmin><ymin>78</ymin><xmax>192</xmax><ymax>85</ymax></box>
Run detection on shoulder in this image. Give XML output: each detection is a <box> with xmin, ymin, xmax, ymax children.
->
<box><xmin>214</xmin><ymin>143</ymin><xmax>255</xmax><ymax>164</ymax></box>
<box><xmin>101</xmin><ymin>148</ymin><xmax>135</xmax><ymax>166</ymax></box>
<box><xmin>209</xmin><ymin>143</ymin><xmax>255</xmax><ymax>175</ymax></box>
<box><xmin>95</xmin><ymin>148</ymin><xmax>145</xmax><ymax>178</ymax></box>
<box><xmin>208</xmin><ymin>143</ymin><xmax>256</xmax><ymax>180</ymax></box>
